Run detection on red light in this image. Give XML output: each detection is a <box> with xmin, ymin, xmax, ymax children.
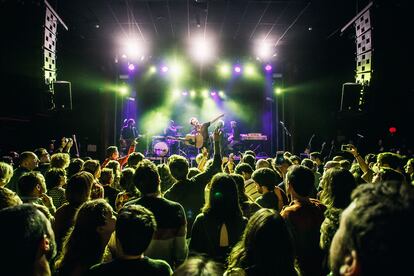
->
<box><xmin>389</xmin><ymin>127</ymin><xmax>397</xmax><ymax>134</ymax></box>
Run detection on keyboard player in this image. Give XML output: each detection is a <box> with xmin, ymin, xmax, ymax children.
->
<box><xmin>227</xmin><ymin>120</ymin><xmax>241</xmax><ymax>151</ymax></box>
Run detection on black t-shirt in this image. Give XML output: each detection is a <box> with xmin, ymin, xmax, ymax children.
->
<box><xmin>103</xmin><ymin>185</ymin><xmax>120</xmax><ymax>210</ymax></box>
<box><xmin>88</xmin><ymin>257</ymin><xmax>172</xmax><ymax>276</ymax></box>
<box><xmin>256</xmin><ymin>191</ymin><xmax>279</xmax><ymax>210</ymax></box>
<box><xmin>125</xmin><ymin>196</ymin><xmax>186</xmax><ymax>231</ymax></box>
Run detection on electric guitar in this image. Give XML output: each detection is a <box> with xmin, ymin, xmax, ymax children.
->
<box><xmin>167</xmin><ymin>133</ymin><xmax>204</xmax><ymax>149</ymax></box>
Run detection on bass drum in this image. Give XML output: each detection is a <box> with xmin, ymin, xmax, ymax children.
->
<box><xmin>153</xmin><ymin>141</ymin><xmax>169</xmax><ymax>157</ymax></box>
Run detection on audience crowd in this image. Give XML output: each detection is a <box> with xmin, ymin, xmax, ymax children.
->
<box><xmin>0</xmin><ymin>132</ymin><xmax>413</xmax><ymax>275</ymax></box>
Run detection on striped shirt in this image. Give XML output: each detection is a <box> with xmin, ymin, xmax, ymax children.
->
<box><xmin>244</xmin><ymin>178</ymin><xmax>260</xmax><ymax>201</ymax></box>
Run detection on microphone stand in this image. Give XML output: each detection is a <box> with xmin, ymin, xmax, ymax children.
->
<box><xmin>280</xmin><ymin>122</ymin><xmax>292</xmax><ymax>152</ymax></box>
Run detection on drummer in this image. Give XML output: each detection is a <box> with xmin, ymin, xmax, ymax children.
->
<box><xmin>164</xmin><ymin>120</ymin><xmax>178</xmax><ymax>137</ymax></box>
<box><xmin>164</xmin><ymin>120</ymin><xmax>179</xmax><ymax>155</ymax></box>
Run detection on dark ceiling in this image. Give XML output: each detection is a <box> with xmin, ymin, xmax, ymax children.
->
<box><xmin>51</xmin><ymin>0</ymin><xmax>363</xmax><ymax>56</ymax></box>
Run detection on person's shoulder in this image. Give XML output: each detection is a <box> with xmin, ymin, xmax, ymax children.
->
<box><xmin>309</xmin><ymin>198</ymin><xmax>327</xmax><ymax>211</ymax></box>
<box><xmin>88</xmin><ymin>260</ymin><xmax>117</xmax><ymax>275</ymax></box>
<box><xmin>124</xmin><ymin>198</ymin><xmax>140</xmax><ymax>207</ymax></box>
<box><xmin>145</xmin><ymin>257</ymin><xmax>173</xmax><ymax>274</ymax></box>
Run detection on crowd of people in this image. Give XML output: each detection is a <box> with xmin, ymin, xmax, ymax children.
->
<box><xmin>0</xmin><ymin>131</ymin><xmax>413</xmax><ymax>276</ymax></box>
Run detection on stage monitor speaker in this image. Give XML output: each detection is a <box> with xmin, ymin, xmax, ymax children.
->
<box><xmin>340</xmin><ymin>82</ymin><xmax>363</xmax><ymax>112</ymax></box>
<box><xmin>53</xmin><ymin>81</ymin><xmax>72</xmax><ymax>111</ymax></box>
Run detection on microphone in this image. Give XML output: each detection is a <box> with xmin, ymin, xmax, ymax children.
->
<box><xmin>357</xmin><ymin>134</ymin><xmax>364</xmax><ymax>139</ymax></box>
<box><xmin>279</xmin><ymin>121</ymin><xmax>285</xmax><ymax>126</ymax></box>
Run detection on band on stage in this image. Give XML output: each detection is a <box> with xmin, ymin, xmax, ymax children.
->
<box><xmin>119</xmin><ymin>114</ymin><xmax>262</xmax><ymax>158</ymax></box>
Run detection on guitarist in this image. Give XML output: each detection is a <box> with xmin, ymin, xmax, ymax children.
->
<box><xmin>190</xmin><ymin>113</ymin><xmax>224</xmax><ymax>150</ymax></box>
<box><xmin>120</xmin><ymin>118</ymin><xmax>138</xmax><ymax>155</ymax></box>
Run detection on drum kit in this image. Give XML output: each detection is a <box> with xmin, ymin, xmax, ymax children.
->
<box><xmin>150</xmin><ymin>125</ymin><xmax>186</xmax><ymax>157</ymax></box>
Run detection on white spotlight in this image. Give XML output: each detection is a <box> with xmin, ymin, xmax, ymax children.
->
<box><xmin>122</xmin><ymin>38</ymin><xmax>147</xmax><ymax>61</ymax></box>
<box><xmin>190</xmin><ymin>35</ymin><xmax>216</xmax><ymax>63</ymax></box>
<box><xmin>255</xmin><ymin>41</ymin><xmax>274</xmax><ymax>61</ymax></box>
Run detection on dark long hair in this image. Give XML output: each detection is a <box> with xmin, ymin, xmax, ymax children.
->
<box><xmin>227</xmin><ymin>208</ymin><xmax>297</xmax><ymax>276</ymax></box>
<box><xmin>55</xmin><ymin>199</ymin><xmax>113</xmax><ymax>274</ymax></box>
<box><xmin>202</xmin><ymin>173</ymin><xmax>243</xmax><ymax>220</ymax></box>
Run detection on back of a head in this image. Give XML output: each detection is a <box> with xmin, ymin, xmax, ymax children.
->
<box><xmin>203</xmin><ymin>173</ymin><xmax>242</xmax><ymax>219</ymax></box>
<box><xmin>242</xmin><ymin>154</ymin><xmax>256</xmax><ymax>170</ymax></box>
<box><xmin>67</xmin><ymin>158</ymin><xmax>84</xmax><ymax>178</ymax></box>
<box><xmin>105</xmin><ymin>160</ymin><xmax>121</xmax><ymax>174</ymax></box>
<box><xmin>376</xmin><ymin>167</ymin><xmax>405</xmax><ymax>183</ymax></box>
<box><xmin>73</xmin><ymin>199</ymin><xmax>112</xmax><ymax>233</ymax></box>
<box><xmin>100</xmin><ymin>168</ymin><xmax>114</xmax><ymax>185</ymax></box>
<box><xmin>0</xmin><ymin>161</ymin><xmax>13</xmax><ymax>186</ymax></box>
<box><xmin>120</xmin><ymin>168</ymin><xmax>136</xmax><ymax>193</ymax></box>
<box><xmin>286</xmin><ymin>165</ymin><xmax>315</xmax><ymax>197</ymax></box>
<box><xmin>320</xmin><ymin>168</ymin><xmax>356</xmax><ymax>209</ymax></box>
<box><xmin>173</xmin><ymin>256</ymin><xmax>224</xmax><ymax>276</ymax></box>
<box><xmin>255</xmin><ymin>159</ymin><xmax>271</xmax><ymax>170</ymax></box>
<box><xmin>50</xmin><ymin>153</ymin><xmax>70</xmax><ymax>169</ymax></box>
<box><xmin>229</xmin><ymin>208</ymin><xmax>295</xmax><ymax>275</ymax></box>
<box><xmin>116</xmin><ymin>205</ymin><xmax>157</xmax><ymax>256</ymax></box>
<box><xmin>251</xmin><ymin>168</ymin><xmax>282</xmax><ymax>190</ymax></box>
<box><xmin>106</xmin><ymin>146</ymin><xmax>118</xmax><ymax>158</ymax></box>
<box><xmin>65</xmin><ymin>171</ymin><xmax>94</xmax><ymax>206</ymax></box>
<box><xmin>234</xmin><ymin>162</ymin><xmax>253</xmax><ymax>176</ymax></box>
<box><xmin>332</xmin><ymin>181</ymin><xmax>414</xmax><ymax>275</ymax></box>
<box><xmin>82</xmin><ymin>160</ymin><xmax>100</xmax><ymax>176</ymax></box>
<box><xmin>45</xmin><ymin>168</ymin><xmax>66</xmax><ymax>190</ymax></box>
<box><xmin>339</xmin><ymin>160</ymin><xmax>351</xmax><ymax>171</ymax></box>
<box><xmin>168</xmin><ymin>155</ymin><xmax>189</xmax><ymax>181</ymax></box>
<box><xmin>301</xmin><ymin>158</ymin><xmax>315</xmax><ymax>171</ymax></box>
<box><xmin>0</xmin><ymin>204</ymin><xmax>52</xmax><ymax>274</ymax></box>
<box><xmin>289</xmin><ymin>155</ymin><xmax>301</xmax><ymax>165</ymax></box>
<box><xmin>310</xmin><ymin>152</ymin><xmax>322</xmax><ymax>161</ymax></box>
<box><xmin>377</xmin><ymin>152</ymin><xmax>403</xmax><ymax>170</ymax></box>
<box><xmin>0</xmin><ymin>187</ymin><xmax>22</xmax><ymax>210</ymax></box>
<box><xmin>127</xmin><ymin>152</ymin><xmax>145</xmax><ymax>168</ymax></box>
<box><xmin>133</xmin><ymin>160</ymin><xmax>160</xmax><ymax>194</ymax></box>
<box><xmin>244</xmin><ymin>150</ymin><xmax>256</xmax><ymax>158</ymax></box>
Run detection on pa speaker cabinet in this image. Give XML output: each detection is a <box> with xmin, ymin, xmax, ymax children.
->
<box><xmin>53</xmin><ymin>81</ymin><xmax>72</xmax><ymax>111</ymax></box>
<box><xmin>340</xmin><ymin>82</ymin><xmax>363</xmax><ymax>112</ymax></box>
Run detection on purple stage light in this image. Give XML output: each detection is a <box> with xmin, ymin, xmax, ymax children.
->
<box><xmin>265</xmin><ymin>64</ymin><xmax>272</xmax><ymax>71</ymax></box>
<box><xmin>128</xmin><ymin>63</ymin><xmax>135</xmax><ymax>71</ymax></box>
<box><xmin>161</xmin><ymin>66</ymin><xmax>169</xmax><ymax>73</ymax></box>
<box><xmin>234</xmin><ymin>66</ymin><xmax>241</xmax><ymax>73</ymax></box>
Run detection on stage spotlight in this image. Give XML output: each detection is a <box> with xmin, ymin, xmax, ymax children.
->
<box><xmin>190</xmin><ymin>90</ymin><xmax>196</xmax><ymax>98</ymax></box>
<box><xmin>210</xmin><ymin>91</ymin><xmax>217</xmax><ymax>96</ymax></box>
<box><xmin>190</xmin><ymin>35</ymin><xmax>216</xmax><ymax>63</ymax></box>
<box><xmin>244</xmin><ymin>64</ymin><xmax>256</xmax><ymax>76</ymax></box>
<box><xmin>170</xmin><ymin>62</ymin><xmax>184</xmax><ymax>77</ymax></box>
<box><xmin>218</xmin><ymin>63</ymin><xmax>231</xmax><ymax>77</ymax></box>
<box><xmin>218</xmin><ymin>90</ymin><xmax>226</xmax><ymax>98</ymax></box>
<box><xmin>122</xmin><ymin>38</ymin><xmax>147</xmax><ymax>60</ymax></box>
<box><xmin>255</xmin><ymin>41</ymin><xmax>274</xmax><ymax>61</ymax></box>
<box><xmin>149</xmin><ymin>66</ymin><xmax>157</xmax><ymax>74</ymax></box>
<box><xmin>202</xmin><ymin>89</ymin><xmax>209</xmax><ymax>98</ymax></box>
<box><xmin>161</xmin><ymin>66</ymin><xmax>169</xmax><ymax>73</ymax></box>
<box><xmin>265</xmin><ymin>64</ymin><xmax>272</xmax><ymax>71</ymax></box>
<box><xmin>234</xmin><ymin>66</ymin><xmax>242</xmax><ymax>73</ymax></box>
<box><xmin>119</xmin><ymin>85</ymin><xmax>129</xmax><ymax>95</ymax></box>
<box><xmin>274</xmin><ymin>87</ymin><xmax>282</xmax><ymax>95</ymax></box>
<box><xmin>128</xmin><ymin>63</ymin><xmax>135</xmax><ymax>71</ymax></box>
